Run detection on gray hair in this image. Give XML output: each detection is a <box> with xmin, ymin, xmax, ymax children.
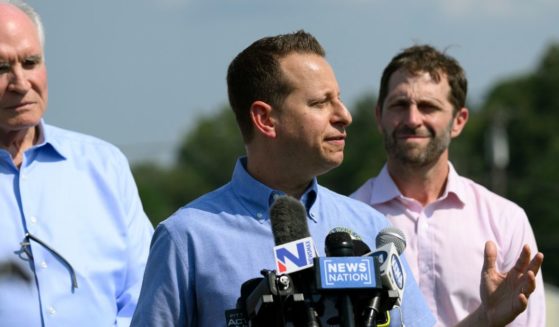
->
<box><xmin>1</xmin><ymin>0</ymin><xmax>45</xmax><ymax>46</ymax></box>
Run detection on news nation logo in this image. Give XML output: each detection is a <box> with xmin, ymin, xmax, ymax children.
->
<box><xmin>317</xmin><ymin>257</ymin><xmax>378</xmax><ymax>289</ymax></box>
<box><xmin>273</xmin><ymin>237</ymin><xmax>315</xmax><ymax>274</ymax></box>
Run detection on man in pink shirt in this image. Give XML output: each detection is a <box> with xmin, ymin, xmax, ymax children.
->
<box><xmin>352</xmin><ymin>45</ymin><xmax>545</xmax><ymax>326</ymax></box>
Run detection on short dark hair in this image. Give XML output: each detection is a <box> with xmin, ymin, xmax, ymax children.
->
<box><xmin>226</xmin><ymin>30</ymin><xmax>325</xmax><ymax>142</ymax></box>
<box><xmin>377</xmin><ymin>45</ymin><xmax>467</xmax><ymax>114</ymax></box>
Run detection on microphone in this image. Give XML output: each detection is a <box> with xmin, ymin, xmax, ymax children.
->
<box><xmin>352</xmin><ymin>239</ymin><xmax>371</xmax><ymax>257</ymax></box>
<box><xmin>327</xmin><ymin>227</ymin><xmax>363</xmax><ymax>242</ymax></box>
<box><xmin>376</xmin><ymin>227</ymin><xmax>406</xmax><ymax>255</ymax></box>
<box><xmin>239</xmin><ymin>271</ymin><xmax>298</xmax><ymax>326</ymax></box>
<box><xmin>226</xmin><ymin>278</ymin><xmax>259</xmax><ymax>327</ymax></box>
<box><xmin>374</xmin><ymin>227</ymin><xmax>406</xmax><ymax>307</ymax></box>
<box><xmin>269</xmin><ymin>195</ymin><xmax>320</xmax><ymax>326</ymax></box>
<box><xmin>325</xmin><ymin>232</ymin><xmax>357</xmax><ymax>327</ymax></box>
<box><xmin>271</xmin><ymin>195</ymin><xmax>311</xmax><ymax>245</ymax></box>
<box><xmin>360</xmin><ymin>227</ymin><xmax>407</xmax><ymax>327</ymax></box>
<box><xmin>327</xmin><ymin>227</ymin><xmax>370</xmax><ymax>257</ymax></box>
<box><xmin>270</xmin><ymin>195</ymin><xmax>316</xmax><ymax>275</ymax></box>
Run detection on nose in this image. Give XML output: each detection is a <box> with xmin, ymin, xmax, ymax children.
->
<box><xmin>8</xmin><ymin>65</ymin><xmax>31</xmax><ymax>94</ymax></box>
<box><xmin>332</xmin><ymin>99</ymin><xmax>352</xmax><ymax>127</ymax></box>
<box><xmin>403</xmin><ymin>105</ymin><xmax>422</xmax><ymax>128</ymax></box>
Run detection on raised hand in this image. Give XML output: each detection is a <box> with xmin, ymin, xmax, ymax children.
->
<box><xmin>456</xmin><ymin>241</ymin><xmax>543</xmax><ymax>327</ymax></box>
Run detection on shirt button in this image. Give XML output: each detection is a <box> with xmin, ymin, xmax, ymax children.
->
<box><xmin>30</xmin><ymin>216</ymin><xmax>37</xmax><ymax>224</ymax></box>
<box><xmin>256</xmin><ymin>212</ymin><xmax>263</xmax><ymax>219</ymax></box>
<box><xmin>47</xmin><ymin>306</ymin><xmax>56</xmax><ymax>316</ymax></box>
<box><xmin>40</xmin><ymin>261</ymin><xmax>48</xmax><ymax>269</ymax></box>
<box><xmin>21</xmin><ymin>174</ymin><xmax>28</xmax><ymax>181</ymax></box>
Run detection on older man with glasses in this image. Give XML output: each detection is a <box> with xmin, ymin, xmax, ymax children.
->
<box><xmin>0</xmin><ymin>1</ymin><xmax>153</xmax><ymax>326</ymax></box>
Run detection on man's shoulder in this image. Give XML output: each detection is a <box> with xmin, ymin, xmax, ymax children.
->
<box><xmin>317</xmin><ymin>183</ymin><xmax>384</xmax><ymax>217</ymax></box>
<box><xmin>456</xmin><ymin>173</ymin><xmax>523</xmax><ymax>210</ymax></box>
<box><xmin>349</xmin><ymin>177</ymin><xmax>376</xmax><ymax>203</ymax></box>
<box><xmin>45</xmin><ymin>124</ymin><xmax>119</xmax><ymax>148</ymax></box>
<box><xmin>318</xmin><ymin>183</ymin><xmax>365</xmax><ymax>203</ymax></box>
<box><xmin>44</xmin><ymin>124</ymin><xmax>127</xmax><ymax>162</ymax></box>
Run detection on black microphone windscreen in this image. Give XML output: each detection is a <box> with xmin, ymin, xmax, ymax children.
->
<box><xmin>325</xmin><ymin>232</ymin><xmax>354</xmax><ymax>257</ymax></box>
<box><xmin>352</xmin><ymin>239</ymin><xmax>371</xmax><ymax>256</ymax></box>
<box><xmin>375</xmin><ymin>227</ymin><xmax>407</xmax><ymax>255</ymax></box>
<box><xmin>270</xmin><ymin>195</ymin><xmax>310</xmax><ymax>245</ymax></box>
<box><xmin>327</xmin><ymin>227</ymin><xmax>371</xmax><ymax>255</ymax></box>
<box><xmin>328</xmin><ymin>226</ymin><xmax>362</xmax><ymax>240</ymax></box>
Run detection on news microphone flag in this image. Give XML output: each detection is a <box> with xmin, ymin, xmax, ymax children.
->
<box><xmin>273</xmin><ymin>236</ymin><xmax>316</xmax><ymax>274</ymax></box>
<box><xmin>370</xmin><ymin>243</ymin><xmax>405</xmax><ymax>306</ymax></box>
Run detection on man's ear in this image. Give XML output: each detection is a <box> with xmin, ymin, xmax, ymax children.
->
<box><xmin>451</xmin><ymin>107</ymin><xmax>469</xmax><ymax>138</ymax></box>
<box><xmin>250</xmin><ymin>101</ymin><xmax>276</xmax><ymax>138</ymax></box>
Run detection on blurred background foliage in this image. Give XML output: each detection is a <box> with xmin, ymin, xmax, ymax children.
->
<box><xmin>132</xmin><ymin>42</ymin><xmax>559</xmax><ymax>286</ymax></box>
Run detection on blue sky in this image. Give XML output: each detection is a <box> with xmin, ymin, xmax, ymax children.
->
<box><xmin>27</xmin><ymin>0</ymin><xmax>559</xmax><ymax>164</ymax></box>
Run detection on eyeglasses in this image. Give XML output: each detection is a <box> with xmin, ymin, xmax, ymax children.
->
<box><xmin>20</xmin><ymin>232</ymin><xmax>78</xmax><ymax>290</ymax></box>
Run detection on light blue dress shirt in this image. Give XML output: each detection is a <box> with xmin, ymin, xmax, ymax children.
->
<box><xmin>132</xmin><ymin>158</ymin><xmax>434</xmax><ymax>326</ymax></box>
<box><xmin>0</xmin><ymin>122</ymin><xmax>154</xmax><ymax>326</ymax></box>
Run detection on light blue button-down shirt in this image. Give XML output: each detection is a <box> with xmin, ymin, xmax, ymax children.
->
<box><xmin>132</xmin><ymin>158</ymin><xmax>434</xmax><ymax>326</ymax></box>
<box><xmin>0</xmin><ymin>122</ymin><xmax>154</xmax><ymax>326</ymax></box>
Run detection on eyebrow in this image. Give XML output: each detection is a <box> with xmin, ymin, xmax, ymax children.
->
<box><xmin>385</xmin><ymin>96</ymin><xmax>411</xmax><ymax>105</ymax></box>
<box><xmin>0</xmin><ymin>54</ymin><xmax>43</xmax><ymax>65</ymax></box>
<box><xmin>387</xmin><ymin>94</ymin><xmax>443</xmax><ymax>106</ymax></box>
<box><xmin>25</xmin><ymin>54</ymin><xmax>43</xmax><ymax>62</ymax></box>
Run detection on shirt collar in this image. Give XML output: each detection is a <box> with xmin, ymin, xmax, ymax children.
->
<box><xmin>0</xmin><ymin>121</ymin><xmax>66</xmax><ymax>167</ymax></box>
<box><xmin>370</xmin><ymin>162</ymin><xmax>465</xmax><ymax>207</ymax></box>
<box><xmin>370</xmin><ymin>163</ymin><xmax>402</xmax><ymax>205</ymax></box>
<box><xmin>231</xmin><ymin>157</ymin><xmax>318</xmax><ymax>221</ymax></box>
<box><xmin>37</xmin><ymin>121</ymin><xmax>68</xmax><ymax>160</ymax></box>
<box><xmin>443</xmin><ymin>162</ymin><xmax>466</xmax><ymax>206</ymax></box>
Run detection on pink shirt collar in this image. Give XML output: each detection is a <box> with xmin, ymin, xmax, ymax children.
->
<box><xmin>370</xmin><ymin>162</ymin><xmax>465</xmax><ymax>208</ymax></box>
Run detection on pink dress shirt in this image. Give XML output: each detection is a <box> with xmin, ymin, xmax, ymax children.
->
<box><xmin>351</xmin><ymin>163</ymin><xmax>545</xmax><ymax>326</ymax></box>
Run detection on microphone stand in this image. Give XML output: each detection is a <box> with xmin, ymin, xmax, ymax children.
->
<box><xmin>361</xmin><ymin>293</ymin><xmax>382</xmax><ymax>327</ymax></box>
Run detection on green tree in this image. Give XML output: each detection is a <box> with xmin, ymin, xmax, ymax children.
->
<box><xmin>176</xmin><ymin>106</ymin><xmax>244</xmax><ymax>188</ymax></box>
<box><xmin>466</xmin><ymin>43</ymin><xmax>559</xmax><ymax>285</ymax></box>
<box><xmin>133</xmin><ymin>106</ymin><xmax>244</xmax><ymax>225</ymax></box>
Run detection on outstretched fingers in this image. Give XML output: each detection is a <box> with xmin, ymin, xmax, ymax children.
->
<box><xmin>478</xmin><ymin>241</ymin><xmax>543</xmax><ymax>326</ymax></box>
<box><xmin>519</xmin><ymin>270</ymin><xmax>537</xmax><ymax>297</ymax></box>
<box><xmin>513</xmin><ymin>247</ymin><xmax>543</xmax><ymax>307</ymax></box>
<box><xmin>482</xmin><ymin>240</ymin><xmax>498</xmax><ymax>274</ymax></box>
<box><xmin>512</xmin><ymin>244</ymin><xmax>531</xmax><ymax>276</ymax></box>
<box><xmin>527</xmin><ymin>251</ymin><xmax>544</xmax><ymax>276</ymax></box>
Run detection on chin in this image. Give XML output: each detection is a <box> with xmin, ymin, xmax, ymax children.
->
<box><xmin>4</xmin><ymin>117</ymin><xmax>42</xmax><ymax>131</ymax></box>
<box><xmin>323</xmin><ymin>157</ymin><xmax>343</xmax><ymax>171</ymax></box>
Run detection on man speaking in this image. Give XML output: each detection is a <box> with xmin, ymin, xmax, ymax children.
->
<box><xmin>131</xmin><ymin>30</ymin><xmax>434</xmax><ymax>326</ymax></box>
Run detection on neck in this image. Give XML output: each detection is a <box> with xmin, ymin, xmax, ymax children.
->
<box><xmin>246</xmin><ymin>146</ymin><xmax>313</xmax><ymax>199</ymax></box>
<box><xmin>387</xmin><ymin>155</ymin><xmax>450</xmax><ymax>207</ymax></box>
<box><xmin>0</xmin><ymin>126</ymin><xmax>38</xmax><ymax>168</ymax></box>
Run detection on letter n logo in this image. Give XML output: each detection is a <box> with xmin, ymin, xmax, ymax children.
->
<box><xmin>273</xmin><ymin>237</ymin><xmax>315</xmax><ymax>274</ymax></box>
